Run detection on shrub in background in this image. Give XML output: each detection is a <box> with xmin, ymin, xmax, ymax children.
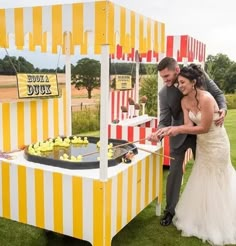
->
<box><xmin>72</xmin><ymin>104</ymin><xmax>100</xmax><ymax>134</ymax></box>
<box><xmin>225</xmin><ymin>94</ymin><xmax>236</xmax><ymax>109</ymax></box>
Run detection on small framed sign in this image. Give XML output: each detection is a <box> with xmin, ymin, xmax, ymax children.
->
<box><xmin>115</xmin><ymin>75</ymin><xmax>132</xmax><ymax>90</ymax></box>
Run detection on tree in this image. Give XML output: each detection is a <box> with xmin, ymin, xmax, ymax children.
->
<box><xmin>71</xmin><ymin>58</ymin><xmax>101</xmax><ymax>99</ymax></box>
<box><xmin>224</xmin><ymin>63</ymin><xmax>236</xmax><ymax>93</ymax></box>
<box><xmin>205</xmin><ymin>53</ymin><xmax>232</xmax><ymax>90</ymax></box>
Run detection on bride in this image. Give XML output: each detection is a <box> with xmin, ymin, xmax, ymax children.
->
<box><xmin>158</xmin><ymin>64</ymin><xmax>236</xmax><ymax>245</ymax></box>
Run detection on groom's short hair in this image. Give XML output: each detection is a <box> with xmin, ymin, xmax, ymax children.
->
<box><xmin>158</xmin><ymin>57</ymin><xmax>178</xmax><ymax>71</ymax></box>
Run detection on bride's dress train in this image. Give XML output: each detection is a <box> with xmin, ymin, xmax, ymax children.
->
<box><xmin>173</xmin><ymin>112</ymin><xmax>236</xmax><ymax>245</ymax></box>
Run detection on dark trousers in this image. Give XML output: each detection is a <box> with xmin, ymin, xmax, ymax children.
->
<box><xmin>165</xmin><ymin>134</ymin><xmax>196</xmax><ymax>216</ymax></box>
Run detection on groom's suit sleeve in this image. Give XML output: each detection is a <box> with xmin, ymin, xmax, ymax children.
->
<box><xmin>203</xmin><ymin>75</ymin><xmax>227</xmax><ymax>111</ymax></box>
<box><xmin>158</xmin><ymin>88</ymin><xmax>172</xmax><ymax>128</ymax></box>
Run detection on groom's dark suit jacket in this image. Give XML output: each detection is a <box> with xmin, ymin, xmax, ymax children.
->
<box><xmin>158</xmin><ymin>76</ymin><xmax>227</xmax><ymax>151</ymax></box>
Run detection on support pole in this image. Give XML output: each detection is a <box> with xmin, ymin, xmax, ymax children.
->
<box><xmin>157</xmin><ymin>53</ymin><xmax>165</xmax><ymax>117</ymax></box>
<box><xmin>135</xmin><ymin>56</ymin><xmax>140</xmax><ymax>103</ymax></box>
<box><xmin>99</xmin><ymin>44</ymin><xmax>110</xmax><ymax>181</ymax></box>
<box><xmin>65</xmin><ymin>32</ymin><xmax>72</xmax><ymax>136</ymax></box>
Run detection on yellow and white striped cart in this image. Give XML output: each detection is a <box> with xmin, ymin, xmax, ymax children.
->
<box><xmin>0</xmin><ymin>144</ymin><xmax>163</xmax><ymax>246</ymax></box>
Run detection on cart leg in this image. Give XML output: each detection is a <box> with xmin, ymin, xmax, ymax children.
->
<box><xmin>156</xmin><ymin>200</ymin><xmax>161</xmax><ymax>216</ymax></box>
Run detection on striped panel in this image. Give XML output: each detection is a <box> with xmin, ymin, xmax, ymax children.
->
<box><xmin>108</xmin><ymin>124</ymin><xmax>193</xmax><ymax>166</ymax></box>
<box><xmin>0</xmin><ymin>1</ymin><xmax>165</xmax><ymax>59</ymax></box>
<box><xmin>166</xmin><ymin>35</ymin><xmax>206</xmax><ymax>63</ymax></box>
<box><xmin>108</xmin><ymin>124</ymin><xmax>158</xmax><ymax>145</ymax></box>
<box><xmin>0</xmin><ymin>94</ymin><xmax>66</xmax><ymax>152</ymax></box>
<box><xmin>0</xmin><ymin>149</ymin><xmax>162</xmax><ymax>245</ymax></box>
<box><xmin>109</xmin><ymin>87</ymin><xmax>136</xmax><ymax>122</ymax></box>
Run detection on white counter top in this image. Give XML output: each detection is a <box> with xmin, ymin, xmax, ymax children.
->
<box><xmin>0</xmin><ymin>144</ymin><xmax>161</xmax><ymax>180</ymax></box>
<box><xmin>114</xmin><ymin>115</ymin><xmax>156</xmax><ymax>126</ymax></box>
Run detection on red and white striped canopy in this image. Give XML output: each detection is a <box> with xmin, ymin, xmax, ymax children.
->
<box><xmin>166</xmin><ymin>35</ymin><xmax>206</xmax><ymax>63</ymax></box>
<box><xmin>0</xmin><ymin>1</ymin><xmax>165</xmax><ymax>62</ymax></box>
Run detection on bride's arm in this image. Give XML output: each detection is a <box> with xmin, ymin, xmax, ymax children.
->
<box><xmin>167</xmin><ymin>95</ymin><xmax>215</xmax><ymax>136</ymax></box>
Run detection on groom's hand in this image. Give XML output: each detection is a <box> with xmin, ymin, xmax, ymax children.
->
<box><xmin>147</xmin><ymin>129</ymin><xmax>166</xmax><ymax>142</ymax></box>
<box><xmin>214</xmin><ymin>109</ymin><xmax>226</xmax><ymax>127</ymax></box>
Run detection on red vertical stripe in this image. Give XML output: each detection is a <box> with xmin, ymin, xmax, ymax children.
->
<box><xmin>139</xmin><ymin>127</ymin><xmax>146</xmax><ymax>144</ymax></box>
<box><xmin>180</xmin><ymin>35</ymin><xmax>188</xmax><ymax>59</ymax></box>
<box><xmin>146</xmin><ymin>50</ymin><xmax>152</xmax><ymax>62</ymax></box>
<box><xmin>127</xmin><ymin>126</ymin><xmax>134</xmax><ymax>142</ymax></box>
<box><xmin>116</xmin><ymin>125</ymin><xmax>122</xmax><ymax>140</ymax></box>
<box><xmin>163</xmin><ymin>136</ymin><xmax>170</xmax><ymax>166</ymax></box>
<box><xmin>145</xmin><ymin>121</ymin><xmax>150</xmax><ymax>127</ymax></box>
<box><xmin>166</xmin><ymin>36</ymin><xmax>174</xmax><ymax>57</ymax></box>
<box><xmin>117</xmin><ymin>45</ymin><xmax>123</xmax><ymax>59</ymax></box>
<box><xmin>151</xmin><ymin>128</ymin><xmax>157</xmax><ymax>146</ymax></box>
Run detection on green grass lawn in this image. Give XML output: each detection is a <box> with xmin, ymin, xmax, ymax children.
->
<box><xmin>0</xmin><ymin>110</ymin><xmax>235</xmax><ymax>246</ymax></box>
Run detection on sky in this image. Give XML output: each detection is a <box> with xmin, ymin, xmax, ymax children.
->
<box><xmin>0</xmin><ymin>0</ymin><xmax>236</xmax><ymax>68</ymax></box>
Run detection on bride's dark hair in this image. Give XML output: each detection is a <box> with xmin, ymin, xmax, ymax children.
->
<box><xmin>178</xmin><ymin>64</ymin><xmax>205</xmax><ymax>110</ymax></box>
<box><xmin>179</xmin><ymin>64</ymin><xmax>204</xmax><ymax>88</ymax></box>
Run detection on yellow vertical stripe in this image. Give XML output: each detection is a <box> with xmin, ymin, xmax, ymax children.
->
<box><xmin>145</xmin><ymin>156</ymin><xmax>150</xmax><ymax>206</ymax></box>
<box><xmin>152</xmin><ymin>154</ymin><xmax>157</xmax><ymax>199</ymax></box>
<box><xmin>35</xmin><ymin>169</ymin><xmax>45</xmax><ymax>228</ymax></box>
<box><xmin>107</xmin><ymin>2</ymin><xmax>114</xmax><ymax>53</ymax></box>
<box><xmin>116</xmin><ymin>172</ymin><xmax>123</xmax><ymax>232</ymax></box>
<box><xmin>29</xmin><ymin>33</ymin><xmax>35</xmax><ymax>51</ymax></box>
<box><xmin>130</xmin><ymin>11</ymin><xmax>135</xmax><ymax>49</ymax></box>
<box><xmin>53</xmin><ymin>172</ymin><xmax>63</xmax><ymax>233</ymax></box>
<box><xmin>2</xmin><ymin>103</ymin><xmax>10</xmax><ymax>152</ymax></box>
<box><xmin>95</xmin><ymin>1</ymin><xmax>107</xmax><ymax>45</ymax></box>
<box><xmin>147</xmin><ymin>19</ymin><xmax>151</xmax><ymax>51</ymax></box>
<box><xmin>17</xmin><ymin>102</ymin><xmax>24</xmax><ymax>149</ymax></box>
<box><xmin>136</xmin><ymin>160</ymin><xmax>142</xmax><ymax>214</ymax></box>
<box><xmin>42</xmin><ymin>100</ymin><xmax>48</xmax><ymax>140</ymax></box>
<box><xmin>158</xmin><ymin>148</ymin><xmax>163</xmax><ymax>203</ymax></box>
<box><xmin>80</xmin><ymin>31</ymin><xmax>88</xmax><ymax>55</ymax></box>
<box><xmin>154</xmin><ymin>22</ymin><xmax>158</xmax><ymax>52</ymax></box>
<box><xmin>70</xmin><ymin>32</ymin><xmax>74</xmax><ymax>55</ymax></box>
<box><xmin>41</xmin><ymin>32</ymin><xmax>47</xmax><ymax>53</ymax></box>
<box><xmin>53</xmin><ymin>98</ymin><xmax>59</xmax><ymax>137</ymax></box>
<box><xmin>18</xmin><ymin>165</ymin><xmax>27</xmax><ymax>223</ymax></box>
<box><xmin>139</xmin><ymin>15</ymin><xmax>144</xmax><ymax>53</ymax></box>
<box><xmin>161</xmin><ymin>23</ymin><xmax>165</xmax><ymax>53</ymax></box>
<box><xmin>0</xmin><ymin>9</ymin><xmax>7</xmax><ymax>47</ymax></box>
<box><xmin>124</xmin><ymin>34</ymin><xmax>130</xmax><ymax>53</ymax></box>
<box><xmin>15</xmin><ymin>8</ymin><xmax>24</xmax><ymax>49</ymax></box>
<box><xmin>72</xmin><ymin>3</ymin><xmax>83</xmax><ymax>45</ymax></box>
<box><xmin>52</xmin><ymin>5</ymin><xmax>62</xmax><ymax>53</ymax></box>
<box><xmin>72</xmin><ymin>176</ymin><xmax>83</xmax><ymax>238</ymax></box>
<box><xmin>127</xmin><ymin>166</ymin><xmax>133</xmax><ymax>222</ymax></box>
<box><xmin>33</xmin><ymin>7</ymin><xmax>42</xmax><ymax>45</ymax></box>
<box><xmin>105</xmin><ymin>179</ymin><xmax>112</xmax><ymax>246</ymax></box>
<box><xmin>120</xmin><ymin>6</ymin><xmax>126</xmax><ymax>46</ymax></box>
<box><xmin>1</xmin><ymin>162</ymin><xmax>10</xmax><ymax>219</ymax></box>
<box><xmin>93</xmin><ymin>180</ymin><xmax>104</xmax><ymax>246</ymax></box>
<box><xmin>30</xmin><ymin>101</ymin><xmax>37</xmax><ymax>143</ymax></box>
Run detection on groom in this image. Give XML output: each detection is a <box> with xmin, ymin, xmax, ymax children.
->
<box><xmin>148</xmin><ymin>57</ymin><xmax>227</xmax><ymax>226</ymax></box>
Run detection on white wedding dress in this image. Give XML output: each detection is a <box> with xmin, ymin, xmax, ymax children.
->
<box><xmin>173</xmin><ymin>111</ymin><xmax>236</xmax><ymax>246</ymax></box>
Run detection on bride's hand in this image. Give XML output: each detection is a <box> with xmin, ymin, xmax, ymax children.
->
<box><xmin>166</xmin><ymin>126</ymin><xmax>180</xmax><ymax>136</ymax></box>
